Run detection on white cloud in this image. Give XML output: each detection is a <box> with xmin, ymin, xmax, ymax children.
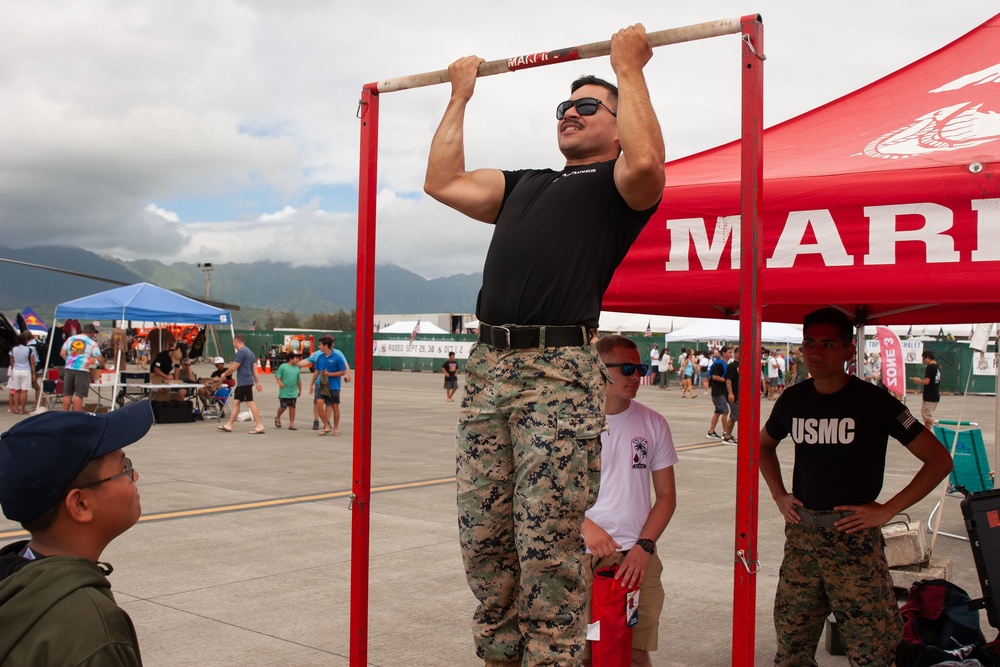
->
<box><xmin>145</xmin><ymin>204</ymin><xmax>179</xmax><ymax>223</ymax></box>
<box><xmin>0</xmin><ymin>1</ymin><xmax>995</xmax><ymax>278</ymax></box>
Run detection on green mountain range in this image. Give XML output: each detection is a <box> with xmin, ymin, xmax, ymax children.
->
<box><xmin>0</xmin><ymin>246</ymin><xmax>481</xmax><ymax>326</ymax></box>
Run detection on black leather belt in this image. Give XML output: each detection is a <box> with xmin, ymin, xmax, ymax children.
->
<box><xmin>478</xmin><ymin>323</ymin><xmax>589</xmax><ymax>350</ymax></box>
<box><xmin>795</xmin><ymin>506</ymin><xmax>855</xmax><ymax>528</ymax></box>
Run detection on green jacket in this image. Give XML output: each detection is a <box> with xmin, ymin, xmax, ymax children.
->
<box><xmin>0</xmin><ymin>542</ymin><xmax>142</xmax><ymax>666</ymax></box>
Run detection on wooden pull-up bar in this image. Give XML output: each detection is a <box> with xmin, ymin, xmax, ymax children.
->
<box><xmin>369</xmin><ymin>16</ymin><xmax>752</xmax><ymax>94</ymax></box>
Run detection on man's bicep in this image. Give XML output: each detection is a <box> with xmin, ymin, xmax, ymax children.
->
<box><xmin>428</xmin><ymin>168</ymin><xmax>506</xmax><ymax>223</ymax></box>
<box><xmin>613</xmin><ymin>157</ymin><xmax>664</xmax><ymax>212</ymax></box>
<box><xmin>906</xmin><ymin>429</ymin><xmax>953</xmax><ymax>468</ymax></box>
<box><xmin>759</xmin><ymin>428</ymin><xmax>781</xmax><ymax>449</ymax></box>
<box><xmin>651</xmin><ymin>466</ymin><xmax>676</xmax><ymax>499</ymax></box>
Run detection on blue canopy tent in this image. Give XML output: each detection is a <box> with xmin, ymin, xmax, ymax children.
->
<box><xmin>54</xmin><ymin>283</ymin><xmax>232</xmax><ymax>325</ymax></box>
<box><xmin>41</xmin><ymin>283</ymin><xmax>234</xmax><ymax>411</ymax></box>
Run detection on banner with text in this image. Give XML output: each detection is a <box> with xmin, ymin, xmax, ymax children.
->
<box><xmin>374</xmin><ymin>338</ymin><xmax>472</xmax><ymax>359</ymax></box>
<box><xmin>864</xmin><ymin>338</ymin><xmax>925</xmax><ymax>365</ymax></box>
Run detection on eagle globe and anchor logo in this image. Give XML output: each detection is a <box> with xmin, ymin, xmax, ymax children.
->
<box><xmin>862</xmin><ymin>62</ymin><xmax>1000</xmax><ymax>160</ymax></box>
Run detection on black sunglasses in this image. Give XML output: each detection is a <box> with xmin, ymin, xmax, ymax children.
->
<box><xmin>604</xmin><ymin>363</ymin><xmax>650</xmax><ymax>377</ymax></box>
<box><xmin>555</xmin><ymin>97</ymin><xmax>617</xmax><ymax>120</ymax></box>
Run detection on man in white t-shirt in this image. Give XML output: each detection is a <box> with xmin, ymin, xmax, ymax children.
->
<box><xmin>766</xmin><ymin>350</ymin><xmax>780</xmax><ymax>400</ymax></box>
<box><xmin>775</xmin><ymin>351</ymin><xmax>787</xmax><ymax>396</ymax></box>
<box><xmin>582</xmin><ymin>335</ymin><xmax>678</xmax><ymax>667</ymax></box>
<box><xmin>648</xmin><ymin>344</ymin><xmax>660</xmax><ymax>386</ymax></box>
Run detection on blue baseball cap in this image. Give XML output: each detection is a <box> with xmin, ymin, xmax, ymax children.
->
<box><xmin>0</xmin><ymin>402</ymin><xmax>154</xmax><ymax>523</ymax></box>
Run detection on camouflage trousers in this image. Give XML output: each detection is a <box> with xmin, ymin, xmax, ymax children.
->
<box><xmin>774</xmin><ymin>522</ymin><xmax>902</xmax><ymax>667</ymax></box>
<box><xmin>457</xmin><ymin>342</ymin><xmax>608</xmax><ymax>667</ymax></box>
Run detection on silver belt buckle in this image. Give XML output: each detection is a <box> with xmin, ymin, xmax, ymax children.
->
<box><xmin>490</xmin><ymin>325</ymin><xmax>511</xmax><ymax>350</ymax></box>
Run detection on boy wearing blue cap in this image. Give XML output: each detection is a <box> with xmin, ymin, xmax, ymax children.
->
<box><xmin>0</xmin><ymin>401</ymin><xmax>154</xmax><ymax>666</ymax></box>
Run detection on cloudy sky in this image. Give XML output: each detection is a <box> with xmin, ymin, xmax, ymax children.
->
<box><xmin>2</xmin><ymin>1</ymin><xmax>995</xmax><ymax>278</ymax></box>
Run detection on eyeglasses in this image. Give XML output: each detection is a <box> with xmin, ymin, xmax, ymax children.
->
<box><xmin>555</xmin><ymin>97</ymin><xmax>617</xmax><ymax>120</ymax></box>
<box><xmin>78</xmin><ymin>457</ymin><xmax>135</xmax><ymax>488</ymax></box>
<box><xmin>604</xmin><ymin>363</ymin><xmax>650</xmax><ymax>377</ymax></box>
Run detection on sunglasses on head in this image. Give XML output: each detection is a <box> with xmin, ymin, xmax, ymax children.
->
<box><xmin>604</xmin><ymin>363</ymin><xmax>650</xmax><ymax>377</ymax></box>
<box><xmin>555</xmin><ymin>97</ymin><xmax>617</xmax><ymax>120</ymax></box>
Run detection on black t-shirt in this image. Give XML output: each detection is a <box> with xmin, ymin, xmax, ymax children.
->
<box><xmin>441</xmin><ymin>360</ymin><xmax>458</xmax><ymax>379</ymax></box>
<box><xmin>152</xmin><ymin>351</ymin><xmax>174</xmax><ymax>377</ymax></box>
<box><xmin>765</xmin><ymin>375</ymin><xmax>925</xmax><ymax>510</ymax></box>
<box><xmin>710</xmin><ymin>359</ymin><xmax>728</xmax><ymax>397</ymax></box>
<box><xmin>923</xmin><ymin>363</ymin><xmax>941</xmax><ymax>402</ymax></box>
<box><xmin>724</xmin><ymin>361</ymin><xmax>740</xmax><ymax>400</ymax></box>
<box><xmin>477</xmin><ymin>158</ymin><xmax>657</xmax><ymax>327</ymax></box>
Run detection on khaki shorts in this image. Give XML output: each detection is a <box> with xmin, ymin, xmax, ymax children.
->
<box><xmin>63</xmin><ymin>369</ymin><xmax>92</xmax><ymax>398</ymax></box>
<box><xmin>582</xmin><ymin>551</ymin><xmax>665</xmax><ymax>655</ymax></box>
<box><xmin>920</xmin><ymin>400</ymin><xmax>938</xmax><ymax>423</ymax></box>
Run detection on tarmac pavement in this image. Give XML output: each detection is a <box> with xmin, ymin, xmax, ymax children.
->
<box><xmin>0</xmin><ymin>365</ymin><xmax>996</xmax><ymax>666</ymax></box>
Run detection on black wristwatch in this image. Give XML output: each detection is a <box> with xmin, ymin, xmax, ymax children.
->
<box><xmin>635</xmin><ymin>538</ymin><xmax>656</xmax><ymax>555</ymax></box>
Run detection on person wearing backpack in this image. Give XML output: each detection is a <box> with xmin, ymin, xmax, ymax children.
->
<box><xmin>705</xmin><ymin>346</ymin><xmax>732</xmax><ymax>440</ymax></box>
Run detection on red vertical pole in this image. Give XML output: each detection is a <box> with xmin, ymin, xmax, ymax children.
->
<box><xmin>351</xmin><ymin>85</ymin><xmax>379</xmax><ymax>667</ymax></box>
<box><xmin>733</xmin><ymin>15</ymin><xmax>764</xmax><ymax>667</ymax></box>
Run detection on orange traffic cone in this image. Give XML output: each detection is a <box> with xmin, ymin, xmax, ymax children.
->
<box><xmin>264</xmin><ymin>358</ymin><xmax>271</xmax><ymax>374</ymax></box>
<box><xmin>256</xmin><ymin>358</ymin><xmax>263</xmax><ymax>372</ymax></box>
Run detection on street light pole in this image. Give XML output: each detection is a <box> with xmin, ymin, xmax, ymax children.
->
<box><xmin>199</xmin><ymin>263</ymin><xmax>214</xmax><ymax>357</ymax></box>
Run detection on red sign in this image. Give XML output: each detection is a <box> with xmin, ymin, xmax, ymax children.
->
<box><xmin>876</xmin><ymin>326</ymin><xmax>905</xmax><ymax>395</ymax></box>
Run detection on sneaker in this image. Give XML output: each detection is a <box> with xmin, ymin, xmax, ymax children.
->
<box><xmin>707</xmin><ymin>431</ymin><xmax>721</xmax><ymax>439</ymax></box>
<box><xmin>723</xmin><ymin>435</ymin><xmax>738</xmax><ymax>444</ymax></box>
<box><xmin>312</xmin><ymin>419</ymin><xmax>320</xmax><ymax>431</ymax></box>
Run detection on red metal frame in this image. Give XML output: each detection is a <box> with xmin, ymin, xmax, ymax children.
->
<box><xmin>351</xmin><ymin>85</ymin><xmax>379</xmax><ymax>666</ymax></box>
<box><xmin>354</xmin><ymin>18</ymin><xmax>764</xmax><ymax>667</ymax></box>
<box><xmin>733</xmin><ymin>15</ymin><xmax>764</xmax><ymax>667</ymax></box>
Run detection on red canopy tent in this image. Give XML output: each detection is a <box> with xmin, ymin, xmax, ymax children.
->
<box><xmin>606</xmin><ymin>12</ymin><xmax>1000</xmax><ymax>326</ymax></box>
<box><xmin>603</xmin><ymin>14</ymin><xmax>1000</xmax><ymax>665</ymax></box>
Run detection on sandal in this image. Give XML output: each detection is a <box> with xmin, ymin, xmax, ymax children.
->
<box><xmin>248</xmin><ymin>428</ymin><xmax>265</xmax><ymax>435</ymax></box>
<box><xmin>318</xmin><ymin>429</ymin><xmax>331</xmax><ymax>436</ymax></box>
<box><xmin>288</xmin><ymin>426</ymin><xmax>297</xmax><ymax>430</ymax></box>
<box><xmin>274</xmin><ymin>418</ymin><xmax>282</xmax><ymax>428</ymax></box>
<box><xmin>217</xmin><ymin>425</ymin><xmax>232</xmax><ymax>432</ymax></box>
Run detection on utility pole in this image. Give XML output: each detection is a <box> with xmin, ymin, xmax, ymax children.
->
<box><xmin>198</xmin><ymin>263</ymin><xmax>216</xmax><ymax>358</ymax></box>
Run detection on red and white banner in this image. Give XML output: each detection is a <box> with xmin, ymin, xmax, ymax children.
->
<box><xmin>875</xmin><ymin>326</ymin><xmax>905</xmax><ymax>395</ymax></box>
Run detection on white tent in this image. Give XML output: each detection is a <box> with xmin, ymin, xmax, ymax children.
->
<box><xmin>664</xmin><ymin>318</ymin><xmax>802</xmax><ymax>344</ymax></box>
<box><xmin>598</xmin><ymin>311</ymin><xmax>679</xmax><ymax>333</ymax></box>
<box><xmin>379</xmin><ymin>320</ymin><xmax>449</xmax><ymax>335</ymax></box>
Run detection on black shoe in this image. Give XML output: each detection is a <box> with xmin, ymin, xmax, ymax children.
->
<box><xmin>313</xmin><ymin>419</ymin><xmax>320</xmax><ymax>431</ymax></box>
<box><xmin>707</xmin><ymin>431</ymin><xmax>721</xmax><ymax>439</ymax></box>
<box><xmin>723</xmin><ymin>435</ymin><xmax>738</xmax><ymax>444</ymax></box>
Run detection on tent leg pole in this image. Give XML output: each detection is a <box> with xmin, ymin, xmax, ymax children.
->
<box><xmin>733</xmin><ymin>15</ymin><xmax>764</xmax><ymax>667</ymax></box>
<box><xmin>350</xmin><ymin>85</ymin><xmax>379</xmax><ymax>667</ymax></box>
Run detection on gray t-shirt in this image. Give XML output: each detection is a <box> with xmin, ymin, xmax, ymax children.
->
<box><xmin>234</xmin><ymin>346</ymin><xmax>256</xmax><ymax>386</ymax></box>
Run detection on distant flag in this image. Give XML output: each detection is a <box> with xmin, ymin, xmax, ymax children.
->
<box><xmin>21</xmin><ymin>307</ymin><xmax>47</xmax><ymax>334</ymax></box>
<box><xmin>375</xmin><ymin>321</ymin><xmax>381</xmax><ymax>333</ymax></box>
<box><xmin>409</xmin><ymin>319</ymin><xmax>421</xmax><ymax>344</ymax></box>
<box><xmin>905</xmin><ymin>325</ymin><xmax>913</xmax><ymax>338</ymax></box>
<box><xmin>644</xmin><ymin>320</ymin><xmax>652</xmax><ymax>337</ymax></box>
<box><xmin>250</xmin><ymin>320</ymin><xmax>257</xmax><ymax>331</ymax></box>
<box><xmin>455</xmin><ymin>323</ymin><xmax>461</xmax><ymax>334</ymax></box>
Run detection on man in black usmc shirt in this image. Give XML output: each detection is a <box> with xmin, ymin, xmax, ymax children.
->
<box><xmin>424</xmin><ymin>24</ymin><xmax>665</xmax><ymax>667</ymax></box>
<box><xmin>759</xmin><ymin>308</ymin><xmax>952</xmax><ymax>667</ymax></box>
